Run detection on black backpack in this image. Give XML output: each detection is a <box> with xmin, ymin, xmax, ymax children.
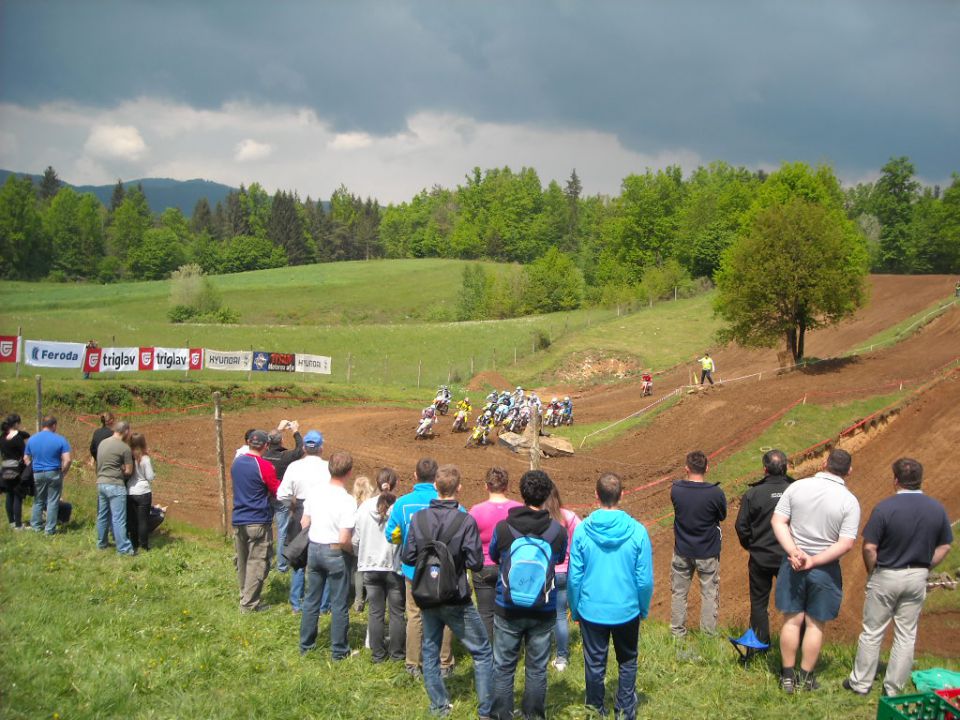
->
<box><xmin>411</xmin><ymin>510</ymin><xmax>468</xmax><ymax>609</ymax></box>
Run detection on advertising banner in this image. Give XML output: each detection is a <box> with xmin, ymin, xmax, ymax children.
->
<box><xmin>295</xmin><ymin>353</ymin><xmax>332</xmax><ymax>375</ymax></box>
<box><xmin>151</xmin><ymin>347</ymin><xmax>204</xmax><ymax>371</ymax></box>
<box><xmin>138</xmin><ymin>347</ymin><xmax>155</xmax><ymax>371</ymax></box>
<box><xmin>84</xmin><ymin>347</ymin><xmax>139</xmax><ymax>373</ymax></box>
<box><xmin>253</xmin><ymin>350</ymin><xmax>296</xmax><ymax>372</ymax></box>
<box><xmin>204</xmin><ymin>349</ymin><xmax>252</xmax><ymax>372</ymax></box>
<box><xmin>25</xmin><ymin>340</ymin><xmax>86</xmax><ymax>368</ymax></box>
<box><xmin>0</xmin><ymin>336</ymin><xmax>20</xmax><ymax>363</ymax></box>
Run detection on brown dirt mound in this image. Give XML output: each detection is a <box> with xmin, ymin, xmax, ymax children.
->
<box><xmin>466</xmin><ymin>370</ymin><xmax>515</xmax><ymax>392</ymax></box>
<box><xmin>554</xmin><ymin>352</ymin><xmax>641</xmax><ymax>383</ymax></box>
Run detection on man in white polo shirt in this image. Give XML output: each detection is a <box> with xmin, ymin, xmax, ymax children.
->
<box><xmin>298</xmin><ymin>450</ymin><xmax>356</xmax><ymax>660</ymax></box>
<box><xmin>277</xmin><ymin>430</ymin><xmax>330</xmax><ymax>613</ymax></box>
<box><xmin>771</xmin><ymin>448</ymin><xmax>860</xmax><ymax>694</ymax></box>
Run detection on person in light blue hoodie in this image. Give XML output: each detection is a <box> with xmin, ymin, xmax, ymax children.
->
<box><xmin>568</xmin><ymin>472</ymin><xmax>654</xmax><ymax>720</ymax></box>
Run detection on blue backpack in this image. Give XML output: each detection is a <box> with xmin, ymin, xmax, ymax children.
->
<box><xmin>501</xmin><ymin>523</ymin><xmax>562</xmax><ymax>608</ymax></box>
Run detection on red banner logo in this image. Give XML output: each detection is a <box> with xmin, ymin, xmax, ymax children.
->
<box><xmin>0</xmin><ymin>336</ymin><xmax>16</xmax><ymax>362</ymax></box>
<box><xmin>83</xmin><ymin>350</ymin><xmax>101</xmax><ymax>373</ymax></box>
<box><xmin>189</xmin><ymin>348</ymin><xmax>203</xmax><ymax>370</ymax></box>
<box><xmin>139</xmin><ymin>347</ymin><xmax>154</xmax><ymax>371</ymax></box>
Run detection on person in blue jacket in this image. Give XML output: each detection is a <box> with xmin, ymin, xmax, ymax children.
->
<box><xmin>385</xmin><ymin>457</ymin><xmax>455</xmax><ymax>678</ymax></box>
<box><xmin>568</xmin><ymin>472</ymin><xmax>654</xmax><ymax>720</ymax></box>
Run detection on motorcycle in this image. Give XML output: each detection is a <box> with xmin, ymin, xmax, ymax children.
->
<box><xmin>433</xmin><ymin>397</ymin><xmax>450</xmax><ymax>415</ymax></box>
<box><xmin>466</xmin><ymin>422</ymin><xmax>492</xmax><ymax>448</ymax></box>
<box><xmin>494</xmin><ymin>402</ymin><xmax>512</xmax><ymax>425</ymax></box>
<box><xmin>641</xmin><ymin>377</ymin><xmax>653</xmax><ymax>397</ymax></box>
<box><xmin>509</xmin><ymin>407</ymin><xmax>529</xmax><ymax>434</ymax></box>
<box><xmin>543</xmin><ymin>406</ymin><xmax>562</xmax><ymax>428</ymax></box>
<box><xmin>451</xmin><ymin>409</ymin><xmax>470</xmax><ymax>433</ymax></box>
<box><xmin>415</xmin><ymin>416</ymin><xmax>436</xmax><ymax>440</ymax></box>
<box><xmin>560</xmin><ymin>407</ymin><xmax>573</xmax><ymax>426</ymax></box>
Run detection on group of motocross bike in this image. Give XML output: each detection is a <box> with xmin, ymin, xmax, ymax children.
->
<box><xmin>414</xmin><ymin>384</ymin><xmax>579</xmax><ymax>447</ymax></box>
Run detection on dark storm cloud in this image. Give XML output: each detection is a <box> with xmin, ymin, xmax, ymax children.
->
<box><xmin>1</xmin><ymin>0</ymin><xmax>958</xmax><ymax>180</ymax></box>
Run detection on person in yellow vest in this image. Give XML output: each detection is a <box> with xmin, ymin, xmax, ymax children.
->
<box><xmin>697</xmin><ymin>353</ymin><xmax>715</xmax><ymax>386</ymax></box>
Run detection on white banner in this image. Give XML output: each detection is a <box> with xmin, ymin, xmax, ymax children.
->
<box><xmin>295</xmin><ymin>353</ymin><xmax>332</xmax><ymax>375</ymax></box>
<box><xmin>25</xmin><ymin>340</ymin><xmax>86</xmax><ymax>368</ymax></box>
<box><xmin>96</xmin><ymin>347</ymin><xmax>140</xmax><ymax>372</ymax></box>
<box><xmin>204</xmin><ymin>349</ymin><xmax>252</xmax><ymax>372</ymax></box>
<box><xmin>153</xmin><ymin>347</ymin><xmax>189</xmax><ymax>371</ymax></box>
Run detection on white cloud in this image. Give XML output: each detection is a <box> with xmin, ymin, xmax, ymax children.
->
<box><xmin>84</xmin><ymin>123</ymin><xmax>147</xmax><ymax>160</ymax></box>
<box><xmin>329</xmin><ymin>132</ymin><xmax>373</xmax><ymax>150</ymax></box>
<box><xmin>234</xmin><ymin>138</ymin><xmax>272</xmax><ymax>162</ymax></box>
<box><xmin>0</xmin><ymin>97</ymin><xmax>718</xmax><ymax>201</ymax></box>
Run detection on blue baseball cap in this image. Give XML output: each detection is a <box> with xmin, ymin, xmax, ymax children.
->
<box><xmin>303</xmin><ymin>430</ymin><xmax>324</xmax><ymax>447</ymax></box>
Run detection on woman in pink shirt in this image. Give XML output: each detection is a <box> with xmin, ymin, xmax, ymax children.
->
<box><xmin>544</xmin><ymin>483</ymin><xmax>581</xmax><ymax>671</ymax></box>
<box><xmin>468</xmin><ymin>466</ymin><xmax>522</xmax><ymax>644</ymax></box>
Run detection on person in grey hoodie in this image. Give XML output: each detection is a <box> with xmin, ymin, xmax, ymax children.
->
<box><xmin>353</xmin><ymin>467</ymin><xmax>406</xmax><ymax>662</ymax></box>
<box><xmin>569</xmin><ymin>472</ymin><xmax>654</xmax><ymax>720</ymax></box>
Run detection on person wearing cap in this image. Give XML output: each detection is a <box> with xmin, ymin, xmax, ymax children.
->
<box><xmin>231</xmin><ymin>429</ymin><xmax>281</xmax><ymax>613</ymax></box>
<box><xmin>277</xmin><ymin>430</ymin><xmax>330</xmax><ymax>613</ymax></box>
<box><xmin>263</xmin><ymin>421</ymin><xmax>304</xmax><ymax>574</ymax></box>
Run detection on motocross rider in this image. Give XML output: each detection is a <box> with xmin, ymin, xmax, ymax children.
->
<box><xmin>436</xmin><ymin>385</ymin><xmax>452</xmax><ymax>403</ymax></box>
<box><xmin>641</xmin><ymin>371</ymin><xmax>653</xmax><ymax>394</ymax></box>
<box><xmin>513</xmin><ymin>386</ymin><xmax>524</xmax><ymax>404</ymax></box>
<box><xmin>456</xmin><ymin>397</ymin><xmax>472</xmax><ymax>414</ymax></box>
<box><xmin>560</xmin><ymin>396</ymin><xmax>573</xmax><ymax>420</ymax></box>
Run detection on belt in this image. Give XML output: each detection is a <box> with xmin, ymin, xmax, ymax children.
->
<box><xmin>880</xmin><ymin>564</ymin><xmax>928</xmax><ymax>571</ymax></box>
<box><xmin>311</xmin><ymin>542</ymin><xmax>342</xmax><ymax>550</ymax></box>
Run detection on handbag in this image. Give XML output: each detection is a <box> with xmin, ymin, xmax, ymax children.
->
<box><xmin>283</xmin><ymin>525</ymin><xmax>311</xmax><ymax>570</ymax></box>
<box><xmin>17</xmin><ymin>464</ymin><xmax>35</xmax><ymax>497</ymax></box>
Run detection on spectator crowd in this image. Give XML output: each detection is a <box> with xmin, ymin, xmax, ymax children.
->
<box><xmin>1</xmin><ymin>409</ymin><xmax>953</xmax><ymax>719</ymax></box>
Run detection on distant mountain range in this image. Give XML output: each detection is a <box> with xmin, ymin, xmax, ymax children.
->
<box><xmin>0</xmin><ymin>170</ymin><xmax>237</xmax><ymax>216</ymax></box>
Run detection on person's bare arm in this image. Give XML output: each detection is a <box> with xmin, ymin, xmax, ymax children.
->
<box><xmin>301</xmin><ymin>514</ymin><xmax>312</xmax><ymax>530</ymax></box>
<box><xmin>339</xmin><ymin>527</ymin><xmax>353</xmax><ymax>552</ymax></box>
<box><xmin>61</xmin><ymin>452</ymin><xmax>73</xmax><ymax>476</ymax></box>
<box><xmin>862</xmin><ymin>541</ymin><xmax>878</xmax><ymax>574</ymax></box>
<box><xmin>931</xmin><ymin>543</ymin><xmax>952</xmax><ymax>568</ymax></box>
<box><xmin>772</xmin><ymin>512</ymin><xmax>808</xmax><ymax>569</ymax></box>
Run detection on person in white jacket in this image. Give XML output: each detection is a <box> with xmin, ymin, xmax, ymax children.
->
<box><xmin>353</xmin><ymin>467</ymin><xmax>405</xmax><ymax>662</ymax></box>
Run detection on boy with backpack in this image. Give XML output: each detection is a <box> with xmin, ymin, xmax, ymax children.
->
<box><xmin>487</xmin><ymin>470</ymin><xmax>567</xmax><ymax>720</ymax></box>
<box><xmin>401</xmin><ymin>464</ymin><xmax>493</xmax><ymax>718</ymax></box>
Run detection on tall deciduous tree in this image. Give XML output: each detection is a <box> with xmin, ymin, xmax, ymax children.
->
<box><xmin>521</xmin><ymin>247</ymin><xmax>584</xmax><ymax>313</ymax></box>
<box><xmin>715</xmin><ymin>196</ymin><xmax>868</xmax><ymax>362</ymax></box>
<box><xmin>874</xmin><ymin>156</ymin><xmax>919</xmax><ymax>272</ymax></box>
<box><xmin>0</xmin><ymin>174</ymin><xmax>47</xmax><ymax>278</ymax></box>
<box><xmin>44</xmin><ymin>188</ymin><xmax>105</xmax><ymax>278</ymax></box>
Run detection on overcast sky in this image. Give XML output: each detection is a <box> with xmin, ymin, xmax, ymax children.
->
<box><xmin>1</xmin><ymin>0</ymin><xmax>957</xmax><ymax>203</ymax></box>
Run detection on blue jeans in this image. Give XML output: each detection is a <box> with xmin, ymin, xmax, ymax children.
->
<box><xmin>299</xmin><ymin>543</ymin><xmax>350</xmax><ymax>658</ymax></box>
<box><xmin>422</xmin><ymin>603</ymin><xmax>493</xmax><ymax>717</ymax></box>
<box><xmin>492</xmin><ymin>614</ymin><xmax>554</xmax><ymax>720</ymax></box>
<box><xmin>31</xmin><ymin>470</ymin><xmax>63</xmax><ymax>535</ymax></box>
<box><xmin>290</xmin><ymin>567</ymin><xmax>305</xmax><ymax>611</ymax></box>
<box><xmin>274</xmin><ymin>501</ymin><xmax>290</xmax><ymax>572</ymax></box>
<box><xmin>580</xmin><ymin>616</ymin><xmax>640</xmax><ymax>720</ymax></box>
<box><xmin>554</xmin><ymin>572</ymin><xmax>570</xmax><ymax>660</ymax></box>
<box><xmin>97</xmin><ymin>483</ymin><xmax>134</xmax><ymax>554</ymax></box>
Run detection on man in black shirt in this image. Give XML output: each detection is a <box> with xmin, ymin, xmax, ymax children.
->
<box><xmin>844</xmin><ymin>458</ymin><xmax>953</xmax><ymax>697</ymax></box>
<box><xmin>263</xmin><ymin>420</ymin><xmax>303</xmax><ymax>573</ymax></box>
<box><xmin>670</xmin><ymin>450</ymin><xmax>727</xmax><ymax>638</ymax></box>
<box><xmin>735</xmin><ymin>449</ymin><xmax>793</xmax><ymax>646</ymax></box>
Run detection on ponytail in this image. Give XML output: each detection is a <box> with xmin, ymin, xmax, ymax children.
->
<box><xmin>376</xmin><ymin>492</ymin><xmax>396</xmax><ymax>527</ymax></box>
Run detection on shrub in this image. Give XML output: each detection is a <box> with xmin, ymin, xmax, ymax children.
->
<box><xmin>46</xmin><ymin>269</ymin><xmax>68</xmax><ymax>283</ymax></box>
<box><xmin>97</xmin><ymin>256</ymin><xmax>123</xmax><ymax>284</ymax></box>
<box><xmin>167</xmin><ymin>304</ymin><xmax>198</xmax><ymax>323</ymax></box>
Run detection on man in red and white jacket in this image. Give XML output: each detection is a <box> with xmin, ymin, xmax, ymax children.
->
<box><xmin>231</xmin><ymin>429</ymin><xmax>280</xmax><ymax>612</ymax></box>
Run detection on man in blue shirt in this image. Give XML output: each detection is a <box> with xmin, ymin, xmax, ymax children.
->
<box><xmin>844</xmin><ymin>458</ymin><xmax>953</xmax><ymax>697</ymax></box>
<box><xmin>385</xmin><ymin>457</ymin><xmax>455</xmax><ymax>678</ymax></box>
<box><xmin>24</xmin><ymin>416</ymin><xmax>72</xmax><ymax>535</ymax></box>
<box><xmin>569</xmin><ymin>472</ymin><xmax>654</xmax><ymax>720</ymax></box>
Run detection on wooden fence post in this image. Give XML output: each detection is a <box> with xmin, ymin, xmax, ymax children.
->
<box><xmin>35</xmin><ymin>375</ymin><xmax>42</xmax><ymax>433</ymax></box>
<box><xmin>346</xmin><ymin>352</ymin><xmax>352</xmax><ymax>384</ymax></box>
<box><xmin>529</xmin><ymin>410</ymin><xmax>541</xmax><ymax>470</ymax></box>
<box><xmin>417</xmin><ymin>359</ymin><xmax>422</xmax><ymax>389</ymax></box>
<box><xmin>213</xmin><ymin>391</ymin><xmax>227</xmax><ymax>539</ymax></box>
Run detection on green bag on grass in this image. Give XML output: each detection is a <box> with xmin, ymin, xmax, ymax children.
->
<box><xmin>912</xmin><ymin>668</ymin><xmax>960</xmax><ymax>693</ymax></box>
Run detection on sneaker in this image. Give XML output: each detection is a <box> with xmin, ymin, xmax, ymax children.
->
<box><xmin>801</xmin><ymin>672</ymin><xmax>820</xmax><ymax>692</ymax></box>
<box><xmin>551</xmin><ymin>657</ymin><xmax>568</xmax><ymax>672</ymax></box>
<box><xmin>780</xmin><ymin>673</ymin><xmax>796</xmax><ymax>695</ymax></box>
<box><xmin>440</xmin><ymin>665</ymin><xmax>454</xmax><ymax>679</ymax></box>
<box><xmin>842</xmin><ymin>679</ymin><xmax>869</xmax><ymax>697</ymax></box>
<box><xmin>405</xmin><ymin>665</ymin><xmax>422</xmax><ymax>680</ymax></box>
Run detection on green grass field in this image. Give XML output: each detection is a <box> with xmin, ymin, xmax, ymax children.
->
<box><xmin>0</xmin><ymin>259</ymin><xmax>711</xmax><ymax>390</ymax></box>
<box><xmin>3</xmin><ymin>475</ymin><xmax>953</xmax><ymax>720</ymax></box>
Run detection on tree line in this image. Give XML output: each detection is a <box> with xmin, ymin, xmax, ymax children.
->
<box><xmin>0</xmin><ymin>158</ymin><xmax>957</xmax><ymax>289</ymax></box>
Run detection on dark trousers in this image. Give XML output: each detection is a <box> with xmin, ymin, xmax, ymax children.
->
<box><xmin>472</xmin><ymin>564</ymin><xmax>499</xmax><ymax>645</ymax></box>
<box><xmin>363</xmin><ymin>570</ymin><xmax>406</xmax><ymax>662</ymax></box>
<box><xmin>127</xmin><ymin>492</ymin><xmax>153</xmax><ymax>550</ymax></box>
<box><xmin>700</xmin><ymin>369</ymin><xmax>714</xmax><ymax>385</ymax></box>
<box><xmin>748</xmin><ymin>557</ymin><xmax>781</xmax><ymax>645</ymax></box>
<box><xmin>580</xmin><ymin>616</ymin><xmax>640</xmax><ymax>720</ymax></box>
<box><xmin>5</xmin><ymin>487</ymin><xmax>24</xmax><ymax>526</ymax></box>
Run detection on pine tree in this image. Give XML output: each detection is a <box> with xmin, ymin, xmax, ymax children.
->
<box><xmin>267</xmin><ymin>190</ymin><xmax>312</xmax><ymax>265</ymax></box>
<box><xmin>38</xmin><ymin>166</ymin><xmax>62</xmax><ymax>202</ymax></box>
<box><xmin>191</xmin><ymin>197</ymin><xmax>214</xmax><ymax>236</ymax></box>
<box><xmin>109</xmin><ymin>179</ymin><xmax>126</xmax><ymax>211</ymax></box>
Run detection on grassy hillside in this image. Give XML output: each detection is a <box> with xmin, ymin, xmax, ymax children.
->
<box><xmin>4</xmin><ymin>478</ymin><xmax>953</xmax><ymax>720</ymax></box>
<box><xmin>0</xmin><ymin>259</ymin><xmax>706</xmax><ymax>389</ymax></box>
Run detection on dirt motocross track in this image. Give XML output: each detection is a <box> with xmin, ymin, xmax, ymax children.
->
<box><xmin>135</xmin><ymin>275</ymin><xmax>959</xmax><ymax>651</ymax></box>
